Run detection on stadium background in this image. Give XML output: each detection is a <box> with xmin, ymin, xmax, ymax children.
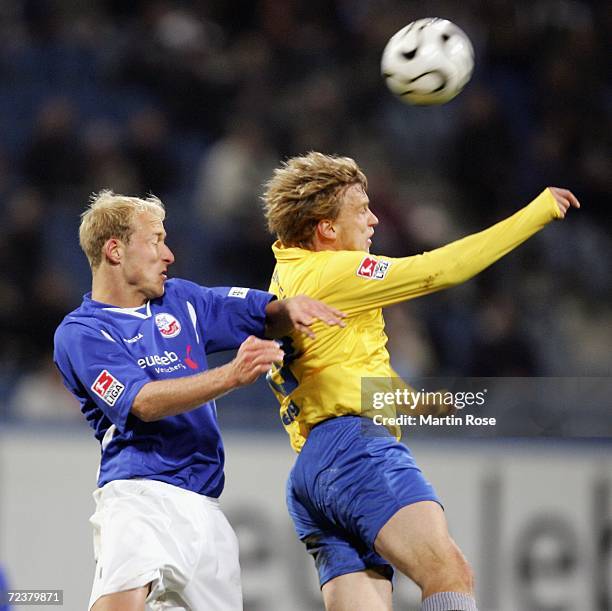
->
<box><xmin>0</xmin><ymin>0</ymin><xmax>610</xmax><ymax>609</ymax></box>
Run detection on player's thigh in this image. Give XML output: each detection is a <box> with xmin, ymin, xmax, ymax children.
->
<box><xmin>374</xmin><ymin>500</ymin><xmax>469</xmax><ymax>584</ymax></box>
<box><xmin>91</xmin><ymin>585</ymin><xmax>149</xmax><ymax>611</ymax></box>
<box><xmin>287</xmin><ymin>462</ymin><xmax>393</xmax><ymax>590</ymax></box>
<box><xmin>89</xmin><ymin>480</ymin><xmax>201</xmax><ymax>609</ymax></box>
<box><xmin>182</xmin><ymin>504</ymin><xmax>242</xmax><ymax>611</ymax></box>
<box><xmin>296</xmin><ymin>418</ymin><xmax>441</xmax><ymax>553</ymax></box>
<box><xmin>322</xmin><ymin>569</ymin><xmax>392</xmax><ymax>611</ymax></box>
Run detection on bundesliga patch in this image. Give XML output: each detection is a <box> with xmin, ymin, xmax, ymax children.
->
<box><xmin>228</xmin><ymin>287</ymin><xmax>249</xmax><ymax>298</ymax></box>
<box><xmin>356</xmin><ymin>256</ymin><xmax>391</xmax><ymax>280</ymax></box>
<box><xmin>91</xmin><ymin>370</ymin><xmax>125</xmax><ymax>407</ymax></box>
<box><xmin>155</xmin><ymin>312</ymin><xmax>181</xmax><ymax>338</ymax></box>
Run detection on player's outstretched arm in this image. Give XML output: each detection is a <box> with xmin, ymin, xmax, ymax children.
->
<box><xmin>131</xmin><ymin>336</ymin><xmax>284</xmax><ymax>422</ymax></box>
<box><xmin>432</xmin><ymin>186</ymin><xmax>581</xmax><ymax>288</ymax></box>
<box><xmin>265</xmin><ymin>295</ymin><xmax>346</xmax><ymax>339</ymax></box>
<box><xmin>319</xmin><ymin>187</ymin><xmax>581</xmax><ymax>314</ymax></box>
<box><xmin>415</xmin><ymin>186</ymin><xmax>580</xmax><ymax>289</ymax></box>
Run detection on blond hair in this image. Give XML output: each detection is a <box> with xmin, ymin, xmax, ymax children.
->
<box><xmin>79</xmin><ymin>190</ymin><xmax>165</xmax><ymax>268</ymax></box>
<box><xmin>262</xmin><ymin>152</ymin><xmax>367</xmax><ymax>247</ymax></box>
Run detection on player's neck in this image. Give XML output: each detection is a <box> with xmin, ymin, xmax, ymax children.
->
<box><xmin>310</xmin><ymin>235</ymin><xmax>340</xmax><ymax>252</ymax></box>
<box><xmin>91</xmin><ymin>270</ymin><xmax>147</xmax><ymax>308</ymax></box>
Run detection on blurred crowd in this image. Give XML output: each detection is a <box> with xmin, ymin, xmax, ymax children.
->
<box><xmin>0</xmin><ymin>0</ymin><xmax>610</xmax><ymax>423</ymax></box>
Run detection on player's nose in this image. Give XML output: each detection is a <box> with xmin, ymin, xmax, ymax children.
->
<box><xmin>368</xmin><ymin>209</ymin><xmax>379</xmax><ymax>227</ymax></box>
<box><xmin>163</xmin><ymin>244</ymin><xmax>175</xmax><ymax>264</ymax></box>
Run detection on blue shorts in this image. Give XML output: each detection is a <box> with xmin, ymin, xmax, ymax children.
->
<box><xmin>286</xmin><ymin>416</ymin><xmax>441</xmax><ymax>587</ymax></box>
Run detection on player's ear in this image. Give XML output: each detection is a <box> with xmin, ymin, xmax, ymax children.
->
<box><xmin>103</xmin><ymin>238</ymin><xmax>123</xmax><ymax>265</ymax></box>
<box><xmin>316</xmin><ymin>219</ymin><xmax>336</xmax><ymax>241</ymax></box>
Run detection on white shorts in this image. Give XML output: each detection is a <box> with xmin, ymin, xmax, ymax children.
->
<box><xmin>88</xmin><ymin>479</ymin><xmax>242</xmax><ymax>610</ymax></box>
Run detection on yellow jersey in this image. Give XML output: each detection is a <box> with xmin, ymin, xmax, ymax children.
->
<box><xmin>267</xmin><ymin>189</ymin><xmax>562</xmax><ymax>452</ymax></box>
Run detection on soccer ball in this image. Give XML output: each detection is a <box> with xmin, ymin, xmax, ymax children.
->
<box><xmin>381</xmin><ymin>17</ymin><xmax>474</xmax><ymax>105</ymax></box>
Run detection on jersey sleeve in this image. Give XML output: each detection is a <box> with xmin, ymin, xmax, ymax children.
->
<box><xmin>54</xmin><ymin>322</ymin><xmax>150</xmax><ymax>432</ymax></box>
<box><xmin>187</xmin><ymin>284</ymin><xmax>275</xmax><ymax>353</ymax></box>
<box><xmin>316</xmin><ymin>189</ymin><xmax>561</xmax><ymax>314</ymax></box>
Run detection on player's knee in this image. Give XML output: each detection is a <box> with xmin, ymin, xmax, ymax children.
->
<box><xmin>441</xmin><ymin>545</ymin><xmax>473</xmax><ymax>590</ymax></box>
<box><xmin>417</xmin><ymin>545</ymin><xmax>474</xmax><ymax>593</ymax></box>
<box><xmin>455</xmin><ymin>553</ymin><xmax>475</xmax><ymax>591</ymax></box>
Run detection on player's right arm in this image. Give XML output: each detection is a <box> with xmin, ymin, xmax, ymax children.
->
<box><xmin>317</xmin><ymin>187</ymin><xmax>579</xmax><ymax>314</ymax></box>
<box><xmin>132</xmin><ymin>336</ymin><xmax>284</xmax><ymax>421</ymax></box>
<box><xmin>54</xmin><ymin>322</ymin><xmax>283</xmax><ymax>428</ymax></box>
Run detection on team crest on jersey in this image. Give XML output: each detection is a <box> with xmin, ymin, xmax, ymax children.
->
<box><xmin>91</xmin><ymin>370</ymin><xmax>125</xmax><ymax>406</ymax></box>
<box><xmin>356</xmin><ymin>256</ymin><xmax>391</xmax><ymax>280</ymax></box>
<box><xmin>155</xmin><ymin>312</ymin><xmax>181</xmax><ymax>338</ymax></box>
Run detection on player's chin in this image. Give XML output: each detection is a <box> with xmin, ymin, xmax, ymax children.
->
<box><xmin>148</xmin><ymin>282</ymin><xmax>166</xmax><ymax>299</ymax></box>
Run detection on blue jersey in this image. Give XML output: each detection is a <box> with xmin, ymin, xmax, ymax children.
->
<box><xmin>53</xmin><ymin>278</ymin><xmax>273</xmax><ymax>497</ymax></box>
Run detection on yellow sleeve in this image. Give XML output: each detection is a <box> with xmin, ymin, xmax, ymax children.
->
<box><xmin>317</xmin><ymin>189</ymin><xmax>561</xmax><ymax>314</ymax></box>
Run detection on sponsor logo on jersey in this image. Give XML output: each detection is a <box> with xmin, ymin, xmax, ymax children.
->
<box><xmin>155</xmin><ymin>313</ymin><xmax>181</xmax><ymax>338</ymax></box>
<box><xmin>137</xmin><ymin>349</ymin><xmax>198</xmax><ymax>373</ymax></box>
<box><xmin>184</xmin><ymin>345</ymin><xmax>199</xmax><ymax>370</ymax></box>
<box><xmin>138</xmin><ymin>350</ymin><xmax>180</xmax><ymax>368</ymax></box>
<box><xmin>91</xmin><ymin>370</ymin><xmax>125</xmax><ymax>406</ymax></box>
<box><xmin>356</xmin><ymin>256</ymin><xmax>391</xmax><ymax>280</ymax></box>
<box><xmin>228</xmin><ymin>287</ymin><xmax>249</xmax><ymax>298</ymax></box>
<box><xmin>123</xmin><ymin>332</ymin><xmax>144</xmax><ymax>344</ymax></box>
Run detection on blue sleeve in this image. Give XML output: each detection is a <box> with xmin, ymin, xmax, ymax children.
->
<box><xmin>54</xmin><ymin>322</ymin><xmax>150</xmax><ymax>433</ymax></box>
<box><xmin>187</xmin><ymin>284</ymin><xmax>274</xmax><ymax>353</ymax></box>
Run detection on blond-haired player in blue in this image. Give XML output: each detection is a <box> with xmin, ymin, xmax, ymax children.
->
<box><xmin>261</xmin><ymin>152</ymin><xmax>580</xmax><ymax>611</ymax></box>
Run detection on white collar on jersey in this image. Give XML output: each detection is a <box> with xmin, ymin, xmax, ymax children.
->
<box><xmin>102</xmin><ymin>301</ymin><xmax>152</xmax><ymax>319</ymax></box>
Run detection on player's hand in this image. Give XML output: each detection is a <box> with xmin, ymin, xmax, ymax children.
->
<box><xmin>548</xmin><ymin>187</ymin><xmax>580</xmax><ymax>218</ymax></box>
<box><xmin>283</xmin><ymin>295</ymin><xmax>346</xmax><ymax>338</ymax></box>
<box><xmin>228</xmin><ymin>336</ymin><xmax>285</xmax><ymax>386</ymax></box>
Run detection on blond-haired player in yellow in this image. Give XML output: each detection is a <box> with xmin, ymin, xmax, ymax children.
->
<box><xmin>261</xmin><ymin>152</ymin><xmax>580</xmax><ymax>611</ymax></box>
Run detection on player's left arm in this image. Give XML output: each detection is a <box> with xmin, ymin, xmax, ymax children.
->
<box><xmin>184</xmin><ymin>281</ymin><xmax>344</xmax><ymax>352</ymax></box>
<box><xmin>265</xmin><ymin>295</ymin><xmax>346</xmax><ymax>339</ymax></box>
<box><xmin>317</xmin><ymin>187</ymin><xmax>580</xmax><ymax>315</ymax></box>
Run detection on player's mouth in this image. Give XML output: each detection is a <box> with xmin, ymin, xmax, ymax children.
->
<box><xmin>160</xmin><ymin>271</ymin><xmax>168</xmax><ymax>281</ymax></box>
